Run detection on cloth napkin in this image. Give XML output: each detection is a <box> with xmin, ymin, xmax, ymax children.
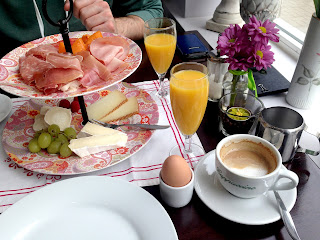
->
<box><xmin>0</xmin><ymin>80</ymin><xmax>204</xmax><ymax>213</ymax></box>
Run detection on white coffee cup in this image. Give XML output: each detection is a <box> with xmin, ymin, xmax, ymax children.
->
<box><xmin>215</xmin><ymin>134</ymin><xmax>299</xmax><ymax>198</ymax></box>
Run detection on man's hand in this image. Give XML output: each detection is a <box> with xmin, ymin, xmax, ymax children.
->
<box><xmin>64</xmin><ymin>0</ymin><xmax>145</xmax><ymax>40</ymax></box>
<box><xmin>64</xmin><ymin>0</ymin><xmax>117</xmax><ymax>33</ymax></box>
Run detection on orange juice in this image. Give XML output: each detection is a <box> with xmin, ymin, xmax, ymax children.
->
<box><xmin>170</xmin><ymin>70</ymin><xmax>209</xmax><ymax>135</ymax></box>
<box><xmin>145</xmin><ymin>33</ymin><xmax>176</xmax><ymax>74</ymax></box>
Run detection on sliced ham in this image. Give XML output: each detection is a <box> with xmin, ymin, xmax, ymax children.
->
<box><xmin>46</xmin><ymin>53</ymin><xmax>83</xmax><ymax>72</ymax></box>
<box><xmin>25</xmin><ymin>44</ymin><xmax>58</xmax><ymax>59</ymax></box>
<box><xmin>77</xmin><ymin>51</ymin><xmax>111</xmax><ymax>82</ymax></box>
<box><xmin>89</xmin><ymin>37</ymin><xmax>130</xmax><ymax>73</ymax></box>
<box><xmin>107</xmin><ymin>58</ymin><xmax>129</xmax><ymax>73</ymax></box>
<box><xmin>80</xmin><ymin>68</ymin><xmax>106</xmax><ymax>88</ymax></box>
<box><xmin>90</xmin><ymin>36</ymin><xmax>129</xmax><ymax>61</ymax></box>
<box><xmin>90</xmin><ymin>43</ymin><xmax>124</xmax><ymax>66</ymax></box>
<box><xmin>19</xmin><ymin>55</ymin><xmax>53</xmax><ymax>84</ymax></box>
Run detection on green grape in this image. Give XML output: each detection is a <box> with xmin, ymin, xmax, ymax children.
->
<box><xmin>60</xmin><ymin>142</ymin><xmax>72</xmax><ymax>158</ymax></box>
<box><xmin>38</xmin><ymin>132</ymin><xmax>52</xmax><ymax>149</ymax></box>
<box><xmin>56</xmin><ymin>133</ymin><xmax>68</xmax><ymax>144</ymax></box>
<box><xmin>47</xmin><ymin>140</ymin><xmax>62</xmax><ymax>154</ymax></box>
<box><xmin>34</xmin><ymin>130</ymin><xmax>44</xmax><ymax>138</ymax></box>
<box><xmin>28</xmin><ymin>138</ymin><xmax>41</xmax><ymax>153</ymax></box>
<box><xmin>64</xmin><ymin>127</ymin><xmax>77</xmax><ymax>140</ymax></box>
<box><xmin>48</xmin><ymin>124</ymin><xmax>60</xmax><ymax>137</ymax></box>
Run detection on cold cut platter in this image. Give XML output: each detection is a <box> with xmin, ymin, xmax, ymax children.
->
<box><xmin>0</xmin><ymin>31</ymin><xmax>142</xmax><ymax>99</ymax></box>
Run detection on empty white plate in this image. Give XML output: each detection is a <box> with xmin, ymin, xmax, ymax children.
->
<box><xmin>0</xmin><ymin>176</ymin><xmax>178</xmax><ymax>240</ymax></box>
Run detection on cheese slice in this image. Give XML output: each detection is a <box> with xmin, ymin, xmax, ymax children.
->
<box><xmin>77</xmin><ymin>122</ymin><xmax>122</xmax><ymax>138</ymax></box>
<box><xmin>44</xmin><ymin>106</ymin><xmax>72</xmax><ymax>131</ymax></box>
<box><xmin>33</xmin><ymin>114</ymin><xmax>49</xmax><ymax>131</ymax></box>
<box><xmin>100</xmin><ymin>96</ymin><xmax>139</xmax><ymax>123</ymax></box>
<box><xmin>87</xmin><ymin>90</ymin><xmax>127</xmax><ymax>120</ymax></box>
<box><xmin>40</xmin><ymin>106</ymin><xmax>51</xmax><ymax>115</ymax></box>
<box><xmin>69</xmin><ymin>133</ymin><xmax>128</xmax><ymax>158</ymax></box>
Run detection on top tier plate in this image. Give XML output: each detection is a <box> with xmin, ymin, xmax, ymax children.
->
<box><xmin>0</xmin><ymin>31</ymin><xmax>142</xmax><ymax>99</ymax></box>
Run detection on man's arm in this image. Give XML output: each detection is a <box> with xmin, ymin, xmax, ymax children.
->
<box><xmin>64</xmin><ymin>0</ymin><xmax>162</xmax><ymax>40</ymax></box>
<box><xmin>115</xmin><ymin>15</ymin><xmax>145</xmax><ymax>40</ymax></box>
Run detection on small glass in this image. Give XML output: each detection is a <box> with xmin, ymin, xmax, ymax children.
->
<box><xmin>207</xmin><ymin>54</ymin><xmax>229</xmax><ymax>102</ymax></box>
<box><xmin>218</xmin><ymin>92</ymin><xmax>264</xmax><ymax>136</ymax></box>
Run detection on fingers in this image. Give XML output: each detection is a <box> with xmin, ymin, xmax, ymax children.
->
<box><xmin>64</xmin><ymin>0</ymin><xmax>70</xmax><ymax>11</ymax></box>
<box><xmin>74</xmin><ymin>0</ymin><xmax>116</xmax><ymax>33</ymax></box>
<box><xmin>73</xmin><ymin>0</ymin><xmax>102</xmax><ymax>19</ymax></box>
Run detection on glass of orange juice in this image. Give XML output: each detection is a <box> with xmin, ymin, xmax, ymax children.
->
<box><xmin>169</xmin><ymin>62</ymin><xmax>209</xmax><ymax>157</ymax></box>
<box><xmin>144</xmin><ymin>18</ymin><xmax>177</xmax><ymax>101</ymax></box>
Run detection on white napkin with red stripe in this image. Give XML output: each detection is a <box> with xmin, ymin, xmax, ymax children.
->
<box><xmin>0</xmin><ymin>80</ymin><xmax>204</xmax><ymax>213</ymax></box>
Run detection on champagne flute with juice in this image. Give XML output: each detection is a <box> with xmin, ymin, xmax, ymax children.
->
<box><xmin>144</xmin><ymin>18</ymin><xmax>177</xmax><ymax>101</ymax></box>
<box><xmin>169</xmin><ymin>62</ymin><xmax>209</xmax><ymax>157</ymax></box>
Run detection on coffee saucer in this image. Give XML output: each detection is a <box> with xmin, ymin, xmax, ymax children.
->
<box><xmin>194</xmin><ymin>150</ymin><xmax>297</xmax><ymax>225</ymax></box>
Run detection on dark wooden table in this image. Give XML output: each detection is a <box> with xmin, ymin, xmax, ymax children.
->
<box><xmin>125</xmin><ymin>38</ymin><xmax>320</xmax><ymax>240</ymax></box>
<box><xmin>1</xmin><ymin>31</ymin><xmax>319</xmax><ymax>240</ymax></box>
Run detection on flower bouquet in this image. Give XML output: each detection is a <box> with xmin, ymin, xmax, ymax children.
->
<box><xmin>217</xmin><ymin>16</ymin><xmax>279</xmax><ymax>97</ymax></box>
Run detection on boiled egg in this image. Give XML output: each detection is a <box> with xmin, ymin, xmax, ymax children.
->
<box><xmin>160</xmin><ymin>155</ymin><xmax>192</xmax><ymax>187</ymax></box>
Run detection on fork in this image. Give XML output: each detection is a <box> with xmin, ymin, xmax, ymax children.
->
<box><xmin>90</xmin><ymin>119</ymin><xmax>171</xmax><ymax>130</ymax></box>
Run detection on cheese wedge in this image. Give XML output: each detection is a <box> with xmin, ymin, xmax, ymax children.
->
<box><xmin>69</xmin><ymin>133</ymin><xmax>128</xmax><ymax>158</ymax></box>
<box><xmin>100</xmin><ymin>96</ymin><xmax>139</xmax><ymax>123</ymax></box>
<box><xmin>77</xmin><ymin>122</ymin><xmax>122</xmax><ymax>138</ymax></box>
<box><xmin>87</xmin><ymin>90</ymin><xmax>127</xmax><ymax>120</ymax></box>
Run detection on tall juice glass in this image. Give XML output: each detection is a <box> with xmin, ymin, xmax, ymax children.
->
<box><xmin>144</xmin><ymin>18</ymin><xmax>177</xmax><ymax>101</ymax></box>
<box><xmin>170</xmin><ymin>62</ymin><xmax>209</xmax><ymax>157</ymax></box>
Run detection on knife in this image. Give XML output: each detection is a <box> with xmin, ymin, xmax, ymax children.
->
<box><xmin>273</xmin><ymin>190</ymin><xmax>301</xmax><ymax>240</ymax></box>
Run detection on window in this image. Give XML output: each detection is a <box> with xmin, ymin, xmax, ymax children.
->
<box><xmin>275</xmin><ymin>0</ymin><xmax>315</xmax><ymax>55</ymax></box>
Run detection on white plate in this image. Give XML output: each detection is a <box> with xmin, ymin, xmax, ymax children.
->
<box><xmin>194</xmin><ymin>150</ymin><xmax>297</xmax><ymax>225</ymax></box>
<box><xmin>0</xmin><ymin>94</ymin><xmax>12</xmax><ymax>122</ymax></box>
<box><xmin>0</xmin><ymin>176</ymin><xmax>178</xmax><ymax>240</ymax></box>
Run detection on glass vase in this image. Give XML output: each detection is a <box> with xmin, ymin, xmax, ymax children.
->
<box><xmin>223</xmin><ymin>72</ymin><xmax>249</xmax><ymax>96</ymax></box>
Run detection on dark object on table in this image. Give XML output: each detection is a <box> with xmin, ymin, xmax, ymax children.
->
<box><xmin>177</xmin><ymin>33</ymin><xmax>209</xmax><ymax>60</ymax></box>
<box><xmin>42</xmin><ymin>0</ymin><xmax>88</xmax><ymax>125</ymax></box>
<box><xmin>253</xmin><ymin>66</ymin><xmax>290</xmax><ymax>96</ymax></box>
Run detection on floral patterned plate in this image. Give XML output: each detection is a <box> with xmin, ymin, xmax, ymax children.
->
<box><xmin>0</xmin><ymin>31</ymin><xmax>142</xmax><ymax>99</ymax></box>
<box><xmin>2</xmin><ymin>82</ymin><xmax>158</xmax><ymax>175</ymax></box>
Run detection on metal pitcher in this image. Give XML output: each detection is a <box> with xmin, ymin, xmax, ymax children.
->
<box><xmin>255</xmin><ymin>106</ymin><xmax>320</xmax><ymax>163</ymax></box>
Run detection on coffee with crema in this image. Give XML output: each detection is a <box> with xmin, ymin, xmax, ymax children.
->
<box><xmin>220</xmin><ymin>140</ymin><xmax>277</xmax><ymax>177</ymax></box>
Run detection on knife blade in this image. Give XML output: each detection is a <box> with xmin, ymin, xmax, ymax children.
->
<box><xmin>273</xmin><ymin>190</ymin><xmax>301</xmax><ymax>240</ymax></box>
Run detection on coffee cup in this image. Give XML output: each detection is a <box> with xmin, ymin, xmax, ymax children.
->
<box><xmin>255</xmin><ymin>106</ymin><xmax>320</xmax><ymax>163</ymax></box>
<box><xmin>215</xmin><ymin>134</ymin><xmax>299</xmax><ymax>198</ymax></box>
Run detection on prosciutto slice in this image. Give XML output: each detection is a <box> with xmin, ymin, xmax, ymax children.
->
<box><xmin>26</xmin><ymin>44</ymin><xmax>58</xmax><ymax>59</ymax></box>
<box><xmin>19</xmin><ymin>55</ymin><xmax>52</xmax><ymax>84</ymax></box>
<box><xmin>35</xmin><ymin>68</ymin><xmax>83</xmax><ymax>93</ymax></box>
<box><xmin>46</xmin><ymin>53</ymin><xmax>83</xmax><ymax>72</ymax></box>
